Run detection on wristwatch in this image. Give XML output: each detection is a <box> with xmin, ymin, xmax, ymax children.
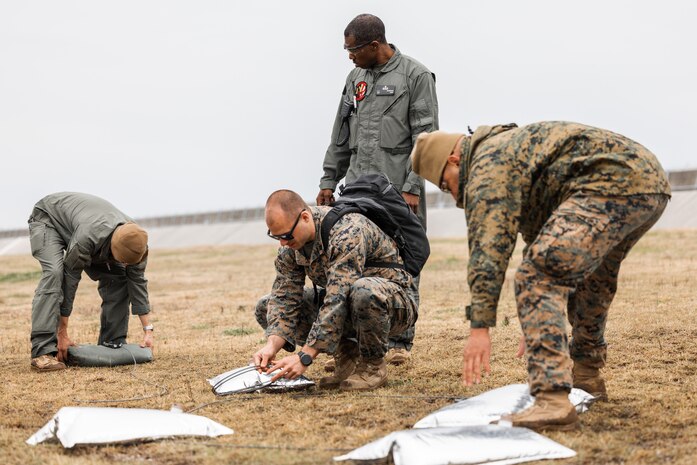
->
<box><xmin>297</xmin><ymin>350</ymin><xmax>313</xmax><ymax>367</ymax></box>
<box><xmin>143</xmin><ymin>324</ymin><xmax>154</xmax><ymax>332</ymax></box>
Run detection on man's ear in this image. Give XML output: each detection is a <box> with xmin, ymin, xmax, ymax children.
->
<box><xmin>447</xmin><ymin>153</ymin><xmax>461</xmax><ymax>165</ymax></box>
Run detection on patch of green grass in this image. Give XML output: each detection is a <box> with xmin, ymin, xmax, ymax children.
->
<box><xmin>0</xmin><ymin>271</ymin><xmax>41</xmax><ymax>283</ymax></box>
<box><xmin>222</xmin><ymin>327</ymin><xmax>256</xmax><ymax>337</ymax></box>
<box><xmin>191</xmin><ymin>323</ymin><xmax>212</xmax><ymax>330</ymax></box>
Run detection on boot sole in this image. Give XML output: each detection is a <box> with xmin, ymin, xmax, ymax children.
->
<box><xmin>524</xmin><ymin>420</ymin><xmax>580</xmax><ymax>432</ymax></box>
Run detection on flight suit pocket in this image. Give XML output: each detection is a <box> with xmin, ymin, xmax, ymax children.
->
<box><xmin>410</xmin><ymin>98</ymin><xmax>434</xmax><ymax>131</ymax></box>
<box><xmin>29</xmin><ymin>222</ymin><xmax>46</xmax><ymax>256</ymax></box>
<box><xmin>348</xmin><ymin>113</ymin><xmax>358</xmax><ymax>150</ymax></box>
<box><xmin>379</xmin><ymin>91</ymin><xmax>411</xmax><ymax>151</ymax></box>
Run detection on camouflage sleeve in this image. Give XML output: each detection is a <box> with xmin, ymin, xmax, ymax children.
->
<box><xmin>305</xmin><ymin>218</ymin><xmax>367</xmax><ymax>353</ymax></box>
<box><xmin>319</xmin><ymin>80</ymin><xmax>354</xmax><ymax>191</ymax></box>
<box><xmin>465</xmin><ymin>149</ymin><xmax>521</xmax><ymax>328</ymax></box>
<box><xmin>265</xmin><ymin>247</ymin><xmax>307</xmax><ymax>351</ymax></box>
<box><xmin>126</xmin><ymin>256</ymin><xmax>150</xmax><ymax>315</ymax></box>
<box><xmin>404</xmin><ymin>71</ymin><xmax>439</xmax><ymax>195</ymax></box>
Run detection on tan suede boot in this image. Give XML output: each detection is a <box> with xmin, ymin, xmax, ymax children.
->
<box><xmin>384</xmin><ymin>347</ymin><xmax>411</xmax><ymax>365</ymax></box>
<box><xmin>319</xmin><ymin>341</ymin><xmax>359</xmax><ymax>389</ymax></box>
<box><xmin>324</xmin><ymin>357</ymin><xmax>336</xmax><ymax>373</ymax></box>
<box><xmin>573</xmin><ymin>362</ymin><xmax>608</xmax><ymax>401</ymax></box>
<box><xmin>340</xmin><ymin>357</ymin><xmax>387</xmax><ymax>391</ymax></box>
<box><xmin>501</xmin><ymin>391</ymin><xmax>579</xmax><ymax>432</ymax></box>
<box><xmin>31</xmin><ymin>354</ymin><xmax>67</xmax><ymax>372</ymax></box>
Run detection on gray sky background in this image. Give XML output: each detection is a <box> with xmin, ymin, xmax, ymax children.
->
<box><xmin>1</xmin><ymin>0</ymin><xmax>695</xmax><ymax>229</ymax></box>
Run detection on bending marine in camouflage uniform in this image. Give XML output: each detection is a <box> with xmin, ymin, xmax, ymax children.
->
<box><xmin>411</xmin><ymin>121</ymin><xmax>670</xmax><ymax>430</ymax></box>
<box><xmin>316</xmin><ymin>14</ymin><xmax>439</xmax><ymax>362</ymax></box>
<box><xmin>252</xmin><ymin>190</ymin><xmax>418</xmax><ymax>391</ymax></box>
<box><xmin>28</xmin><ymin>192</ymin><xmax>153</xmax><ymax>372</ymax></box>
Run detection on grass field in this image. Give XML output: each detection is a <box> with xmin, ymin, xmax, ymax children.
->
<box><xmin>1</xmin><ymin>230</ymin><xmax>696</xmax><ymax>465</ymax></box>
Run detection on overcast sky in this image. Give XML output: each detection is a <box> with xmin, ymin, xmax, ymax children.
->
<box><xmin>1</xmin><ymin>0</ymin><xmax>695</xmax><ymax>229</ymax></box>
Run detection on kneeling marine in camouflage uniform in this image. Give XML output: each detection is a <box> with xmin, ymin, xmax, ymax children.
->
<box><xmin>252</xmin><ymin>190</ymin><xmax>418</xmax><ymax>391</ymax></box>
<box><xmin>412</xmin><ymin>121</ymin><xmax>670</xmax><ymax>430</ymax></box>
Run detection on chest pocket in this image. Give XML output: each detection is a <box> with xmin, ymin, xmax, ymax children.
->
<box><xmin>378</xmin><ymin>87</ymin><xmax>410</xmax><ymax>153</ymax></box>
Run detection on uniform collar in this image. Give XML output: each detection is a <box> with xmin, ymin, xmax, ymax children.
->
<box><xmin>374</xmin><ymin>44</ymin><xmax>401</xmax><ymax>73</ymax></box>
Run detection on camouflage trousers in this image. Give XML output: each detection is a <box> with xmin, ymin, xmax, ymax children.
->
<box><xmin>516</xmin><ymin>193</ymin><xmax>669</xmax><ymax>395</ymax></box>
<box><xmin>255</xmin><ymin>277</ymin><xmax>417</xmax><ymax>359</ymax></box>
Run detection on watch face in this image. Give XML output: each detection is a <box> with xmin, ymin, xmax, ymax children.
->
<box><xmin>298</xmin><ymin>352</ymin><xmax>313</xmax><ymax>366</ymax></box>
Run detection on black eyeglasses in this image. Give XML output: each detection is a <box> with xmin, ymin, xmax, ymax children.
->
<box><xmin>267</xmin><ymin>209</ymin><xmax>306</xmax><ymax>241</ymax></box>
<box><xmin>344</xmin><ymin>40</ymin><xmax>373</xmax><ymax>52</ymax></box>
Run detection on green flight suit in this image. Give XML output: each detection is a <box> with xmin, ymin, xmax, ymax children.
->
<box><xmin>319</xmin><ymin>45</ymin><xmax>439</xmax><ymax>228</ymax></box>
<box><xmin>28</xmin><ymin>192</ymin><xmax>150</xmax><ymax>358</ymax></box>
<box><xmin>319</xmin><ymin>45</ymin><xmax>438</xmax><ymax>350</ymax></box>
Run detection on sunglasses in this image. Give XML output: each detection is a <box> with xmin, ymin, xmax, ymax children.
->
<box><xmin>344</xmin><ymin>40</ymin><xmax>373</xmax><ymax>52</ymax></box>
<box><xmin>267</xmin><ymin>209</ymin><xmax>306</xmax><ymax>241</ymax></box>
<box><xmin>440</xmin><ymin>180</ymin><xmax>451</xmax><ymax>194</ymax></box>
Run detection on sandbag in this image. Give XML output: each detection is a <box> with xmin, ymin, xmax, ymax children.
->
<box><xmin>26</xmin><ymin>406</ymin><xmax>233</xmax><ymax>447</ymax></box>
<box><xmin>67</xmin><ymin>344</ymin><xmax>153</xmax><ymax>367</ymax></box>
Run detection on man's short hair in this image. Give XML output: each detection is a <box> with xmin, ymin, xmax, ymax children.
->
<box><xmin>344</xmin><ymin>14</ymin><xmax>387</xmax><ymax>44</ymax></box>
<box><xmin>266</xmin><ymin>190</ymin><xmax>309</xmax><ymax>219</ymax></box>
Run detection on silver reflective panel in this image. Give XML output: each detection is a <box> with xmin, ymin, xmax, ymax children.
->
<box><xmin>414</xmin><ymin>383</ymin><xmax>594</xmax><ymax>428</ymax></box>
<box><xmin>334</xmin><ymin>425</ymin><xmax>576</xmax><ymax>465</ymax></box>
<box><xmin>208</xmin><ymin>365</ymin><xmax>315</xmax><ymax>395</ymax></box>
<box><xmin>26</xmin><ymin>406</ymin><xmax>233</xmax><ymax>448</ymax></box>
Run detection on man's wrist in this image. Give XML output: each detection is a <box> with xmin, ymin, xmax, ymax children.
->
<box><xmin>143</xmin><ymin>324</ymin><xmax>154</xmax><ymax>332</ymax></box>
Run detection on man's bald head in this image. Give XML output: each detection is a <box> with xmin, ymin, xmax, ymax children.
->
<box><xmin>265</xmin><ymin>190</ymin><xmax>308</xmax><ymax>221</ymax></box>
<box><xmin>265</xmin><ymin>190</ymin><xmax>314</xmax><ymax>249</ymax></box>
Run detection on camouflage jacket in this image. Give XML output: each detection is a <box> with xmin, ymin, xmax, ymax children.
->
<box><xmin>32</xmin><ymin>192</ymin><xmax>149</xmax><ymax>316</ymax></box>
<box><xmin>265</xmin><ymin>206</ymin><xmax>414</xmax><ymax>353</ymax></box>
<box><xmin>458</xmin><ymin>121</ymin><xmax>671</xmax><ymax>328</ymax></box>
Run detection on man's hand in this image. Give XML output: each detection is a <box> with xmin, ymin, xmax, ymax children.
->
<box><xmin>316</xmin><ymin>189</ymin><xmax>335</xmax><ymax>206</ymax></box>
<box><xmin>56</xmin><ymin>317</ymin><xmax>76</xmax><ymax>362</ymax></box>
<box><xmin>268</xmin><ymin>354</ymin><xmax>307</xmax><ymax>382</ymax></box>
<box><xmin>402</xmin><ymin>192</ymin><xmax>420</xmax><ymax>214</ymax></box>
<box><xmin>141</xmin><ymin>330</ymin><xmax>154</xmax><ymax>351</ymax></box>
<box><xmin>252</xmin><ymin>335</ymin><xmax>286</xmax><ymax>373</ymax></box>
<box><xmin>462</xmin><ymin>327</ymin><xmax>491</xmax><ymax>386</ymax></box>
<box><xmin>516</xmin><ymin>334</ymin><xmax>526</xmax><ymax>358</ymax></box>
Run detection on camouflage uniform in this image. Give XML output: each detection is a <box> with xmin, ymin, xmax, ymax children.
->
<box><xmin>457</xmin><ymin>122</ymin><xmax>670</xmax><ymax>394</ymax></box>
<box><xmin>28</xmin><ymin>193</ymin><xmax>150</xmax><ymax>358</ymax></box>
<box><xmin>320</xmin><ymin>45</ymin><xmax>438</xmax><ymax>351</ymax></box>
<box><xmin>256</xmin><ymin>206</ymin><xmax>418</xmax><ymax>359</ymax></box>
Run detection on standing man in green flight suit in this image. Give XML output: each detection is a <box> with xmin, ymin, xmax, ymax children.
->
<box><xmin>316</xmin><ymin>13</ymin><xmax>439</xmax><ymax>365</ymax></box>
<box><xmin>411</xmin><ymin>122</ymin><xmax>671</xmax><ymax>431</ymax></box>
<box><xmin>28</xmin><ymin>192</ymin><xmax>154</xmax><ymax>372</ymax></box>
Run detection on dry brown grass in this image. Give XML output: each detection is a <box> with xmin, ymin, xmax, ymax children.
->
<box><xmin>1</xmin><ymin>230</ymin><xmax>696</xmax><ymax>465</ymax></box>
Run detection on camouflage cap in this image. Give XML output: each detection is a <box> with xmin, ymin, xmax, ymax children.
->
<box><xmin>111</xmin><ymin>223</ymin><xmax>148</xmax><ymax>264</ymax></box>
<box><xmin>411</xmin><ymin>131</ymin><xmax>464</xmax><ymax>186</ymax></box>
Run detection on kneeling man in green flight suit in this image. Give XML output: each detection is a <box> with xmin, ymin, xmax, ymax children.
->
<box><xmin>28</xmin><ymin>192</ymin><xmax>154</xmax><ymax>372</ymax></box>
<box><xmin>411</xmin><ymin>121</ymin><xmax>670</xmax><ymax>431</ymax></box>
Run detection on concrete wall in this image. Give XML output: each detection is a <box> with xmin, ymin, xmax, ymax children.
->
<box><xmin>1</xmin><ymin>190</ymin><xmax>693</xmax><ymax>257</ymax></box>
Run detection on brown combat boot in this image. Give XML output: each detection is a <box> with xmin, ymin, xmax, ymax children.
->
<box><xmin>500</xmin><ymin>391</ymin><xmax>579</xmax><ymax>432</ymax></box>
<box><xmin>384</xmin><ymin>347</ymin><xmax>411</xmax><ymax>366</ymax></box>
<box><xmin>319</xmin><ymin>341</ymin><xmax>359</xmax><ymax>389</ymax></box>
<box><xmin>324</xmin><ymin>357</ymin><xmax>336</xmax><ymax>373</ymax></box>
<box><xmin>31</xmin><ymin>354</ymin><xmax>67</xmax><ymax>372</ymax></box>
<box><xmin>573</xmin><ymin>362</ymin><xmax>608</xmax><ymax>401</ymax></box>
<box><xmin>340</xmin><ymin>357</ymin><xmax>387</xmax><ymax>391</ymax></box>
